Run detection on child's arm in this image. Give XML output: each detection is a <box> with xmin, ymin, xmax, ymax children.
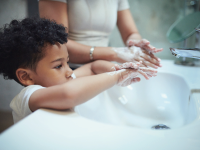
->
<box><xmin>73</xmin><ymin>60</ymin><xmax>115</xmax><ymax>78</ymax></box>
<box><xmin>29</xmin><ymin>65</ymin><xmax>154</xmax><ymax>112</ymax></box>
<box><xmin>73</xmin><ymin>60</ymin><xmax>140</xmax><ymax>77</ymax></box>
<box><xmin>74</xmin><ymin>60</ymin><xmax>156</xmax><ymax>80</ymax></box>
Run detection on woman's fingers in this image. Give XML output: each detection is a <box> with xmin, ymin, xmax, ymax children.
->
<box><xmin>135</xmin><ymin>40</ymin><xmax>163</xmax><ymax>53</ymax></box>
<box><xmin>141</xmin><ymin>44</ymin><xmax>163</xmax><ymax>53</ymax></box>
<box><xmin>138</xmin><ymin>63</ymin><xmax>146</xmax><ymax>67</ymax></box>
<box><xmin>152</xmin><ymin>48</ymin><xmax>163</xmax><ymax>53</ymax></box>
<box><xmin>148</xmin><ymin>52</ymin><xmax>161</xmax><ymax>62</ymax></box>
<box><xmin>138</xmin><ymin>58</ymin><xmax>158</xmax><ymax>69</ymax></box>
<box><xmin>128</xmin><ymin>39</ymin><xmax>150</xmax><ymax>47</ymax></box>
<box><xmin>129</xmin><ymin>43</ymin><xmax>162</xmax><ymax>67</ymax></box>
<box><xmin>140</xmin><ymin>51</ymin><xmax>162</xmax><ymax>67</ymax></box>
<box><xmin>142</xmin><ymin>44</ymin><xmax>156</xmax><ymax>52</ymax></box>
<box><xmin>128</xmin><ymin>39</ymin><xmax>163</xmax><ymax>54</ymax></box>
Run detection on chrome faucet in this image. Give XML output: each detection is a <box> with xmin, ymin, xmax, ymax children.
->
<box><xmin>195</xmin><ymin>28</ymin><xmax>200</xmax><ymax>32</ymax></box>
<box><xmin>170</xmin><ymin>28</ymin><xmax>200</xmax><ymax>63</ymax></box>
<box><xmin>170</xmin><ymin>48</ymin><xmax>200</xmax><ymax>59</ymax></box>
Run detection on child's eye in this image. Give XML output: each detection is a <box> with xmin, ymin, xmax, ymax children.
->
<box><xmin>55</xmin><ymin>65</ymin><xmax>62</xmax><ymax>69</ymax></box>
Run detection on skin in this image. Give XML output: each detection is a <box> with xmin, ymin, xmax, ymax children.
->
<box><xmin>39</xmin><ymin>0</ymin><xmax>163</xmax><ymax>68</ymax></box>
<box><xmin>16</xmin><ymin>43</ymin><xmax>156</xmax><ymax>112</ymax></box>
<box><xmin>31</xmin><ymin>43</ymin><xmax>73</xmax><ymax>87</ymax></box>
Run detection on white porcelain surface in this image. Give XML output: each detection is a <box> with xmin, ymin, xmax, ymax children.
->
<box><xmin>0</xmin><ymin>60</ymin><xmax>200</xmax><ymax>150</ymax></box>
<box><xmin>75</xmin><ymin>72</ymin><xmax>197</xmax><ymax>129</ymax></box>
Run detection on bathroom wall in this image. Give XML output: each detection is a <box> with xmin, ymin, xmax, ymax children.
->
<box><xmin>0</xmin><ymin>0</ymin><xmax>27</xmax><ymax>111</ymax></box>
<box><xmin>109</xmin><ymin>0</ymin><xmax>185</xmax><ymax>60</ymax></box>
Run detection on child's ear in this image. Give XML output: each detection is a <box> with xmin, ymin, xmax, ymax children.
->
<box><xmin>16</xmin><ymin>68</ymin><xmax>35</xmax><ymax>86</ymax></box>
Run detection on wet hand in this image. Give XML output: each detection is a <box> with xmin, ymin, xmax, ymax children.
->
<box><xmin>112</xmin><ymin>47</ymin><xmax>162</xmax><ymax>69</ymax></box>
<box><xmin>127</xmin><ymin>39</ymin><xmax>163</xmax><ymax>54</ymax></box>
<box><xmin>111</xmin><ymin>62</ymin><xmax>158</xmax><ymax>87</ymax></box>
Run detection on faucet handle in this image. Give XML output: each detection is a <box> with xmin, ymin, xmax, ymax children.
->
<box><xmin>195</xmin><ymin>28</ymin><xmax>200</xmax><ymax>32</ymax></box>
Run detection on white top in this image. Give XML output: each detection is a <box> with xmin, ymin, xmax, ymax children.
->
<box><xmin>10</xmin><ymin>73</ymin><xmax>76</xmax><ymax>124</ymax></box>
<box><xmin>44</xmin><ymin>0</ymin><xmax>129</xmax><ymax>46</ymax></box>
<box><xmin>43</xmin><ymin>0</ymin><xmax>129</xmax><ymax>68</ymax></box>
<box><xmin>67</xmin><ymin>0</ymin><xmax>129</xmax><ymax>47</ymax></box>
<box><xmin>10</xmin><ymin>85</ymin><xmax>45</xmax><ymax>124</ymax></box>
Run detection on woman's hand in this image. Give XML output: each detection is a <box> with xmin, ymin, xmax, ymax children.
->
<box><xmin>126</xmin><ymin>39</ymin><xmax>163</xmax><ymax>53</ymax></box>
<box><xmin>109</xmin><ymin>62</ymin><xmax>157</xmax><ymax>87</ymax></box>
<box><xmin>112</xmin><ymin>46</ymin><xmax>162</xmax><ymax>69</ymax></box>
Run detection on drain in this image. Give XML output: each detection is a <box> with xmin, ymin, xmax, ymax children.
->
<box><xmin>151</xmin><ymin>124</ymin><xmax>170</xmax><ymax>130</ymax></box>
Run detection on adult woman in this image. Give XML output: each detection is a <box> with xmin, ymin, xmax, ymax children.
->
<box><xmin>39</xmin><ymin>0</ymin><xmax>163</xmax><ymax>69</ymax></box>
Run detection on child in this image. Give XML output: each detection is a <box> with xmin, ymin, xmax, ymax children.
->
<box><xmin>0</xmin><ymin>17</ymin><xmax>157</xmax><ymax>124</ymax></box>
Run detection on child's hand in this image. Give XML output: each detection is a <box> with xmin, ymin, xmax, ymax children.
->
<box><xmin>110</xmin><ymin>62</ymin><xmax>157</xmax><ymax>87</ymax></box>
<box><xmin>116</xmin><ymin>69</ymin><xmax>141</xmax><ymax>87</ymax></box>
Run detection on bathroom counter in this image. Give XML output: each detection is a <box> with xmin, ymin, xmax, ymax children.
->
<box><xmin>0</xmin><ymin>109</ymin><xmax>200</xmax><ymax>150</ymax></box>
<box><xmin>0</xmin><ymin>60</ymin><xmax>200</xmax><ymax>150</ymax></box>
<box><xmin>0</xmin><ymin>108</ymin><xmax>200</xmax><ymax>150</ymax></box>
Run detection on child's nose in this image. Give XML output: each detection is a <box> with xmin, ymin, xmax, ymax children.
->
<box><xmin>65</xmin><ymin>67</ymin><xmax>73</xmax><ymax>78</ymax></box>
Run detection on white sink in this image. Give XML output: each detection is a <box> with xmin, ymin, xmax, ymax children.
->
<box><xmin>75</xmin><ymin>72</ymin><xmax>198</xmax><ymax>129</ymax></box>
<box><xmin>1</xmin><ymin>60</ymin><xmax>200</xmax><ymax>150</ymax></box>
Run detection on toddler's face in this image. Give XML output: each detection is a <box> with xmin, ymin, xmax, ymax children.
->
<box><xmin>32</xmin><ymin>43</ymin><xmax>73</xmax><ymax>87</ymax></box>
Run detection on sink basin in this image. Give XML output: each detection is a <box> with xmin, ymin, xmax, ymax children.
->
<box><xmin>75</xmin><ymin>72</ymin><xmax>197</xmax><ymax>129</ymax></box>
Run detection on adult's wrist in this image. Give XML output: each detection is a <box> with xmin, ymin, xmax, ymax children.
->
<box><xmin>108</xmin><ymin>47</ymin><xmax>119</xmax><ymax>62</ymax></box>
<box><xmin>126</xmin><ymin>33</ymin><xmax>142</xmax><ymax>46</ymax></box>
<box><xmin>110</xmin><ymin>47</ymin><xmax>126</xmax><ymax>63</ymax></box>
<box><xmin>91</xmin><ymin>47</ymin><xmax>117</xmax><ymax>62</ymax></box>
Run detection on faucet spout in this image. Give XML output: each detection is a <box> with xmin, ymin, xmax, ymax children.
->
<box><xmin>170</xmin><ymin>48</ymin><xmax>200</xmax><ymax>59</ymax></box>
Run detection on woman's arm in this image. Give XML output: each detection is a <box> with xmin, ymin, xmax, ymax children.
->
<box><xmin>117</xmin><ymin>9</ymin><xmax>163</xmax><ymax>53</ymax></box>
<box><xmin>39</xmin><ymin>0</ymin><xmax>118</xmax><ymax>63</ymax></box>
<box><xmin>116</xmin><ymin>9</ymin><xmax>163</xmax><ymax>67</ymax></box>
<box><xmin>117</xmin><ymin>9</ymin><xmax>142</xmax><ymax>44</ymax></box>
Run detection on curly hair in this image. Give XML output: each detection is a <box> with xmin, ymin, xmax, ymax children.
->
<box><xmin>0</xmin><ymin>17</ymin><xmax>68</xmax><ymax>85</ymax></box>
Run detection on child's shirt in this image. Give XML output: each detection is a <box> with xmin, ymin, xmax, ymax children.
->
<box><xmin>10</xmin><ymin>73</ymin><xmax>76</xmax><ymax>124</ymax></box>
<box><xmin>10</xmin><ymin>85</ymin><xmax>45</xmax><ymax>124</ymax></box>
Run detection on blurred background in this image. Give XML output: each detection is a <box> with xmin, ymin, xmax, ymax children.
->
<box><xmin>0</xmin><ymin>0</ymin><xmax>199</xmax><ymax>133</ymax></box>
